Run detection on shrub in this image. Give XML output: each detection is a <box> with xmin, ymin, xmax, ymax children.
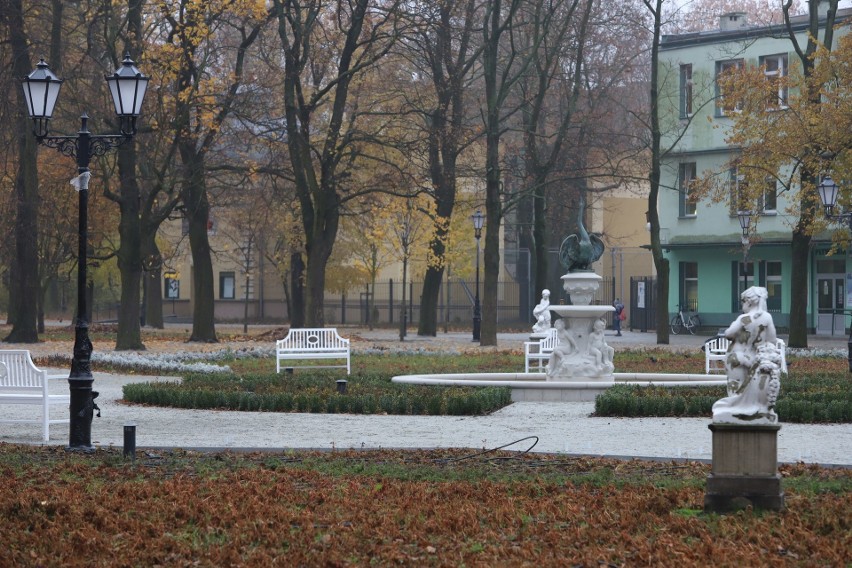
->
<box><xmin>595</xmin><ymin>374</ymin><xmax>852</xmax><ymax>423</ymax></box>
<box><xmin>123</xmin><ymin>372</ymin><xmax>511</xmax><ymax>417</ymax></box>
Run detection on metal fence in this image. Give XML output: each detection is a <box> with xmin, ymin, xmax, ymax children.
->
<box><xmin>322</xmin><ymin>277</ymin><xmax>615</xmax><ymax>328</ymax></box>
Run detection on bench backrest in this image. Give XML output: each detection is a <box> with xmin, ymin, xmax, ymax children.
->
<box><xmin>277</xmin><ymin>328</ymin><xmax>350</xmax><ymax>351</ymax></box>
<box><xmin>0</xmin><ymin>350</ymin><xmax>45</xmax><ymax>389</ymax></box>
<box><xmin>540</xmin><ymin>328</ymin><xmax>559</xmax><ymax>351</ymax></box>
<box><xmin>705</xmin><ymin>337</ymin><xmax>729</xmax><ymax>354</ymax></box>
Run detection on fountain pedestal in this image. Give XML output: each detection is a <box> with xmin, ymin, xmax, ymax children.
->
<box><xmin>546</xmin><ymin>272</ymin><xmax>615</xmax><ymax>382</ymax></box>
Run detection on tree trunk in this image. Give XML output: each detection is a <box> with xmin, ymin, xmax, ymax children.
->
<box><xmin>37</xmin><ymin>280</ymin><xmax>47</xmax><ymax>334</ymax></box>
<box><xmin>289</xmin><ymin>252</ymin><xmax>305</xmax><ymax>327</ymax></box>
<box><xmin>4</xmin><ymin>0</ymin><xmax>39</xmax><ymax>343</ymax></box>
<box><xmin>305</xmin><ymin>233</ymin><xmax>334</xmax><ymax>327</ymax></box>
<box><xmin>181</xmin><ymin>152</ymin><xmax>217</xmax><ymax>342</ymax></box>
<box><xmin>142</xmin><ymin>234</ymin><xmax>164</xmax><ymax>329</ymax></box>
<box><xmin>788</xmin><ymin>219</ymin><xmax>812</xmax><ymax>348</ymax></box>
<box><xmin>646</xmin><ymin>0</ymin><xmax>669</xmax><ymax>344</ymax></box>
<box><xmin>481</xmin><ymin>113</ymin><xmax>501</xmax><ymax>346</ymax></box>
<box><xmin>418</xmin><ymin>269</ymin><xmax>443</xmax><ymax>336</ymax></box>
<box><xmin>115</xmin><ymin>142</ymin><xmax>145</xmax><ymax>350</ymax></box>
<box><xmin>532</xmin><ymin>173</ymin><xmax>548</xmax><ymax>300</ymax></box>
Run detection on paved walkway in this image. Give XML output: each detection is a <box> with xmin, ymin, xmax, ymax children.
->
<box><xmin>2</xmin><ymin>328</ymin><xmax>851</xmax><ymax>466</ymax></box>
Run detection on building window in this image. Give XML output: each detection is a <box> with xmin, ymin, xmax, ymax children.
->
<box><xmin>761</xmin><ymin>53</ymin><xmax>788</xmax><ymax>109</ymax></box>
<box><xmin>729</xmin><ymin>167</ymin><xmax>748</xmax><ymax>215</ymax></box>
<box><xmin>737</xmin><ymin>261</ymin><xmax>755</xmax><ymax>298</ymax></box>
<box><xmin>761</xmin><ymin>178</ymin><xmax>778</xmax><ymax>213</ymax></box>
<box><xmin>220</xmin><ymin>272</ymin><xmax>235</xmax><ymax>299</ymax></box>
<box><xmin>164</xmin><ymin>277</ymin><xmax>180</xmax><ymax>299</ymax></box>
<box><xmin>766</xmin><ymin>261</ymin><xmax>782</xmax><ymax>311</ymax></box>
<box><xmin>716</xmin><ymin>59</ymin><xmax>743</xmax><ymax>115</ymax></box>
<box><xmin>680</xmin><ymin>64</ymin><xmax>693</xmax><ymax>118</ymax></box>
<box><xmin>680</xmin><ymin>262</ymin><xmax>699</xmax><ymax>311</ymax></box>
<box><xmin>679</xmin><ymin>162</ymin><xmax>697</xmax><ymax>217</ymax></box>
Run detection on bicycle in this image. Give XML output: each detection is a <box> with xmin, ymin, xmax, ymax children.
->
<box><xmin>670</xmin><ymin>303</ymin><xmax>701</xmax><ymax>335</ymax></box>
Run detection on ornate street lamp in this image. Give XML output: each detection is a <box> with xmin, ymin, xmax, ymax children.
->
<box><xmin>737</xmin><ymin>210</ymin><xmax>753</xmax><ymax>291</ymax></box>
<box><xmin>21</xmin><ymin>54</ymin><xmax>148</xmax><ymax>450</ymax></box>
<box><xmin>471</xmin><ymin>210</ymin><xmax>484</xmax><ymax>341</ymax></box>
<box><xmin>816</xmin><ymin>175</ymin><xmax>852</xmax><ymax>372</ymax></box>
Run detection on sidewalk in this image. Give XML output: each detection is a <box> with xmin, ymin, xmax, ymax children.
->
<box><xmin>1</xmin><ymin>328</ymin><xmax>851</xmax><ymax>466</ymax></box>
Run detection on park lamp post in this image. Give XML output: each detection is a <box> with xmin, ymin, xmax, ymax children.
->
<box><xmin>21</xmin><ymin>54</ymin><xmax>149</xmax><ymax>450</ymax></box>
<box><xmin>737</xmin><ymin>210</ymin><xmax>753</xmax><ymax>292</ymax></box>
<box><xmin>816</xmin><ymin>175</ymin><xmax>852</xmax><ymax>372</ymax></box>
<box><xmin>471</xmin><ymin>210</ymin><xmax>484</xmax><ymax>341</ymax></box>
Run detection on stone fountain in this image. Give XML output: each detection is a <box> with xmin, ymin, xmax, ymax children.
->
<box><xmin>393</xmin><ymin>193</ymin><xmax>726</xmax><ymax>402</ymax></box>
<box><xmin>545</xmin><ymin>193</ymin><xmax>615</xmax><ymax>382</ymax></box>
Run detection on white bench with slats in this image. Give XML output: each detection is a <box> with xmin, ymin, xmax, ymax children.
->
<box><xmin>0</xmin><ymin>350</ymin><xmax>69</xmax><ymax>441</ymax></box>
<box><xmin>705</xmin><ymin>337</ymin><xmax>788</xmax><ymax>374</ymax></box>
<box><xmin>276</xmin><ymin>328</ymin><xmax>351</xmax><ymax>375</ymax></box>
<box><xmin>524</xmin><ymin>328</ymin><xmax>559</xmax><ymax>373</ymax></box>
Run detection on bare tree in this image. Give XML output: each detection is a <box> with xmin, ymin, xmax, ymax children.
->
<box><xmin>397</xmin><ymin>0</ymin><xmax>482</xmax><ymax>337</ymax></box>
<box><xmin>2</xmin><ymin>0</ymin><xmax>41</xmax><ymax>343</ymax></box>
<box><xmin>269</xmin><ymin>0</ymin><xmax>402</xmax><ymax>327</ymax></box>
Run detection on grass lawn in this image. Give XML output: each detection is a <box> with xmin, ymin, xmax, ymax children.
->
<box><xmin>6</xmin><ymin>328</ymin><xmax>852</xmax><ymax>564</ymax></box>
<box><xmin>2</xmin><ymin>445</ymin><xmax>850</xmax><ymax>566</ymax></box>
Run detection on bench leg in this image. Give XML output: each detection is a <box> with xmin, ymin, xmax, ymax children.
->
<box><xmin>43</xmin><ymin>397</ymin><xmax>49</xmax><ymax>442</ymax></box>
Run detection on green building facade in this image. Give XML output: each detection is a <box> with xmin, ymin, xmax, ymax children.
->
<box><xmin>658</xmin><ymin>7</ymin><xmax>851</xmax><ymax>333</ymax></box>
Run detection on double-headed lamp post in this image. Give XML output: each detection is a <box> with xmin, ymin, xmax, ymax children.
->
<box><xmin>21</xmin><ymin>54</ymin><xmax>149</xmax><ymax>450</ymax></box>
<box><xmin>816</xmin><ymin>175</ymin><xmax>852</xmax><ymax>372</ymax></box>
<box><xmin>471</xmin><ymin>210</ymin><xmax>484</xmax><ymax>341</ymax></box>
<box><xmin>737</xmin><ymin>210</ymin><xmax>753</xmax><ymax>292</ymax></box>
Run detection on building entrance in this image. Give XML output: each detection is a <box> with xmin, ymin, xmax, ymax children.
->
<box><xmin>816</xmin><ymin>273</ymin><xmax>846</xmax><ymax>335</ymax></box>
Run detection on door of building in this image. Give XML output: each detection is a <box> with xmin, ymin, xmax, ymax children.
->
<box><xmin>816</xmin><ymin>275</ymin><xmax>845</xmax><ymax>335</ymax></box>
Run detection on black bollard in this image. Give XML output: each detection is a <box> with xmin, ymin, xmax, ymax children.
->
<box><xmin>336</xmin><ymin>380</ymin><xmax>348</xmax><ymax>394</ymax></box>
<box><xmin>123</xmin><ymin>423</ymin><xmax>136</xmax><ymax>461</ymax></box>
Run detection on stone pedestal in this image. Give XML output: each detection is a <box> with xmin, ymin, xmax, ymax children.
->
<box><xmin>704</xmin><ymin>423</ymin><xmax>784</xmax><ymax>512</ymax></box>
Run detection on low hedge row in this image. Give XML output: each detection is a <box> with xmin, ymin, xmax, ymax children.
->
<box><xmin>595</xmin><ymin>374</ymin><xmax>852</xmax><ymax>423</ymax></box>
<box><xmin>123</xmin><ymin>372</ymin><xmax>512</xmax><ymax>416</ymax></box>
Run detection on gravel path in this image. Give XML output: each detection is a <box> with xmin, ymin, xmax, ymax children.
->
<box><xmin>2</xmin><ymin>327</ymin><xmax>851</xmax><ymax>465</ymax></box>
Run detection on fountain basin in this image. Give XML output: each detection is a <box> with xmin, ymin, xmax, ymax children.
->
<box><xmin>391</xmin><ymin>372</ymin><xmax>726</xmax><ymax>402</ymax></box>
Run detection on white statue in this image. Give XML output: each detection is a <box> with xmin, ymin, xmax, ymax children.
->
<box><xmin>546</xmin><ymin>319</ymin><xmax>577</xmax><ymax>377</ymax></box>
<box><xmin>712</xmin><ymin>286</ymin><xmax>781</xmax><ymax>424</ymax></box>
<box><xmin>588</xmin><ymin>318</ymin><xmax>614</xmax><ymax>372</ymax></box>
<box><xmin>532</xmin><ymin>289</ymin><xmax>552</xmax><ymax>333</ymax></box>
<box><xmin>546</xmin><ymin>317</ymin><xmax>614</xmax><ymax>379</ymax></box>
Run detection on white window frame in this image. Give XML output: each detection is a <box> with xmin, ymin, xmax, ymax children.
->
<box><xmin>220</xmin><ymin>272</ymin><xmax>236</xmax><ymax>299</ymax></box>
<box><xmin>716</xmin><ymin>59</ymin><xmax>744</xmax><ymax>116</ymax></box>
<box><xmin>766</xmin><ymin>260</ymin><xmax>782</xmax><ymax>311</ymax></box>
<box><xmin>761</xmin><ymin>178</ymin><xmax>778</xmax><ymax>214</ymax></box>
<box><xmin>680</xmin><ymin>64</ymin><xmax>693</xmax><ymax>118</ymax></box>
<box><xmin>679</xmin><ymin>162</ymin><xmax>697</xmax><ymax>217</ymax></box>
<box><xmin>761</xmin><ymin>53</ymin><xmax>788</xmax><ymax>109</ymax></box>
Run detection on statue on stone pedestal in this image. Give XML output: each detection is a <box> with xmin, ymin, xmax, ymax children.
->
<box><xmin>532</xmin><ymin>289</ymin><xmax>552</xmax><ymax>334</ymax></box>
<box><xmin>712</xmin><ymin>286</ymin><xmax>781</xmax><ymax>424</ymax></box>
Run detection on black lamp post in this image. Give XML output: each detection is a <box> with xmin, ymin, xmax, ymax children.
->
<box><xmin>737</xmin><ymin>210</ymin><xmax>753</xmax><ymax>292</ymax></box>
<box><xmin>21</xmin><ymin>54</ymin><xmax>149</xmax><ymax>450</ymax></box>
<box><xmin>471</xmin><ymin>210</ymin><xmax>484</xmax><ymax>341</ymax></box>
<box><xmin>816</xmin><ymin>175</ymin><xmax>852</xmax><ymax>372</ymax></box>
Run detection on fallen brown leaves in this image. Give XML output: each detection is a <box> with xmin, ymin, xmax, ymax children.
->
<box><xmin>1</xmin><ymin>445</ymin><xmax>849</xmax><ymax>567</ymax></box>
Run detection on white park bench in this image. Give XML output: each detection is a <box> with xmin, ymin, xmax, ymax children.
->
<box><xmin>524</xmin><ymin>327</ymin><xmax>559</xmax><ymax>373</ymax></box>
<box><xmin>0</xmin><ymin>350</ymin><xmax>69</xmax><ymax>441</ymax></box>
<box><xmin>705</xmin><ymin>337</ymin><xmax>787</xmax><ymax>374</ymax></box>
<box><xmin>276</xmin><ymin>328</ymin><xmax>351</xmax><ymax>375</ymax></box>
